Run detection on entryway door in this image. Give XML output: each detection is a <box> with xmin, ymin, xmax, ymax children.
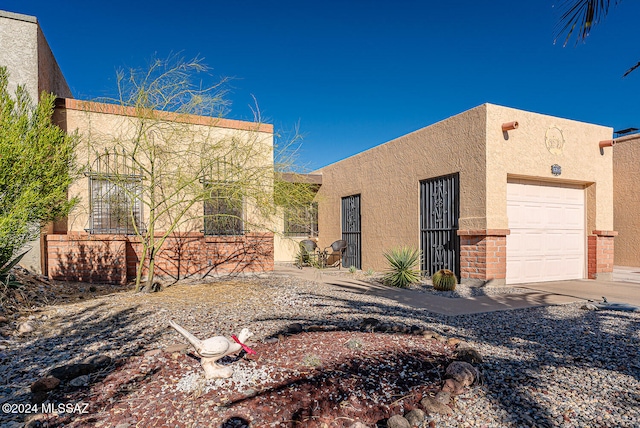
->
<box><xmin>506</xmin><ymin>180</ymin><xmax>585</xmax><ymax>284</ymax></box>
<box><xmin>341</xmin><ymin>194</ymin><xmax>361</xmax><ymax>269</ymax></box>
<box><xmin>420</xmin><ymin>174</ymin><xmax>460</xmax><ymax>278</ymax></box>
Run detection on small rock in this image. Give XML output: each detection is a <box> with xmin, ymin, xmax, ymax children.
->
<box><xmin>165</xmin><ymin>343</ymin><xmax>188</xmax><ymax>353</ymax></box>
<box><xmin>410</xmin><ymin>325</ymin><xmax>424</xmax><ymax>335</ymax></box>
<box><xmin>405</xmin><ymin>408</ymin><xmax>426</xmax><ymax>426</ymax></box>
<box><xmin>69</xmin><ymin>374</ymin><xmax>90</xmax><ymax>387</ymax></box>
<box><xmin>287</xmin><ymin>323</ymin><xmax>303</xmax><ymax>334</ymax></box>
<box><xmin>144</xmin><ymin>349</ymin><xmax>161</xmax><ymax>358</ymax></box>
<box><xmin>348</xmin><ymin>423</ymin><xmax>369</xmax><ymax>428</ymax></box>
<box><xmin>421</xmin><ymin>396</ymin><xmax>453</xmax><ymax>415</ymax></box>
<box><xmin>49</xmin><ymin>363</ymin><xmax>96</xmax><ymax>381</ymax></box>
<box><xmin>263</xmin><ymin>337</ymin><xmax>279</xmax><ymax>344</ymax></box>
<box><xmin>30</xmin><ymin>376</ymin><xmax>60</xmax><ymax>393</ymax></box>
<box><xmin>82</xmin><ymin>354</ymin><xmax>112</xmax><ymax>368</ymax></box>
<box><xmin>360</xmin><ymin>317</ymin><xmax>380</xmax><ymax>331</ymax></box>
<box><xmin>0</xmin><ymin>316</ymin><xmax>9</xmax><ymax>324</ymax></box>
<box><xmin>18</xmin><ymin>321</ymin><xmax>35</xmax><ymax>334</ymax></box>
<box><xmin>581</xmin><ymin>303</ymin><xmax>599</xmax><ymax>311</ymax></box>
<box><xmin>89</xmin><ymin>286</ymin><xmax>97</xmax><ymax>292</ymax></box>
<box><xmin>435</xmin><ymin>391</ymin><xmax>452</xmax><ymax>404</ymax></box>
<box><xmin>387</xmin><ymin>415</ymin><xmax>411</xmax><ymax>428</ymax></box>
<box><xmin>422</xmin><ymin>330</ymin><xmax>436</xmax><ymax>339</ymax></box>
<box><xmin>455</xmin><ymin>347</ymin><xmax>483</xmax><ymax>364</ymax></box>
<box><xmin>441</xmin><ymin>378</ymin><xmax>466</xmax><ymax>395</ymax></box>
<box><xmin>447</xmin><ymin>337</ymin><xmax>462</xmax><ymax>346</ymax></box>
<box><xmin>445</xmin><ymin>361</ymin><xmax>480</xmax><ymax>387</ymax></box>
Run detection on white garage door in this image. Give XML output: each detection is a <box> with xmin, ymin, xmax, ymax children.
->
<box><xmin>506</xmin><ymin>181</ymin><xmax>585</xmax><ymax>284</ymax></box>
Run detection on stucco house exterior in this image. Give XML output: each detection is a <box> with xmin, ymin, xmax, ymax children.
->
<box><xmin>3</xmin><ymin>9</ymin><xmax>637</xmax><ymax>286</ymax></box>
<box><xmin>612</xmin><ymin>134</ymin><xmax>640</xmax><ymax>267</ymax></box>
<box><xmin>46</xmin><ymin>98</ymin><xmax>275</xmax><ymax>284</ymax></box>
<box><xmin>1</xmin><ymin>10</ymin><xmax>275</xmax><ymax>283</ymax></box>
<box><xmin>311</xmin><ymin>104</ymin><xmax>616</xmax><ymax>285</ymax></box>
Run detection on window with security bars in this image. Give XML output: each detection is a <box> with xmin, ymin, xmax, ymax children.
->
<box><xmin>204</xmin><ymin>183</ymin><xmax>244</xmax><ymax>236</ymax></box>
<box><xmin>88</xmin><ymin>176</ymin><xmax>143</xmax><ymax>234</ymax></box>
<box><xmin>284</xmin><ymin>202</ymin><xmax>318</xmax><ymax>236</ymax></box>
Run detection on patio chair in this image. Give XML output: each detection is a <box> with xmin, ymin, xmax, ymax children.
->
<box><xmin>322</xmin><ymin>239</ymin><xmax>348</xmax><ymax>269</ymax></box>
<box><xmin>296</xmin><ymin>239</ymin><xmax>318</xmax><ymax>269</ymax></box>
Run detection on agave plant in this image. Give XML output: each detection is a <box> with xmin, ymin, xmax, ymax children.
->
<box><xmin>0</xmin><ymin>250</ymin><xmax>27</xmax><ymax>289</ymax></box>
<box><xmin>382</xmin><ymin>246</ymin><xmax>421</xmax><ymax>288</ymax></box>
<box><xmin>432</xmin><ymin>269</ymin><xmax>458</xmax><ymax>291</ymax></box>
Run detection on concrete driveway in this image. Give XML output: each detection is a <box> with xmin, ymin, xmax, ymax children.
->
<box><xmin>521</xmin><ymin>279</ymin><xmax>640</xmax><ymax>307</ymax></box>
<box><xmin>275</xmin><ymin>264</ymin><xmax>640</xmax><ymax>316</ymax></box>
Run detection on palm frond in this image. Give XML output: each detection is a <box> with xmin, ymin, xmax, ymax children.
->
<box><xmin>554</xmin><ymin>0</ymin><xmax>621</xmax><ymax>46</ymax></box>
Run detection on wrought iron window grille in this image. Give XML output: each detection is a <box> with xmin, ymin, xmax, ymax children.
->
<box><xmin>86</xmin><ymin>150</ymin><xmax>144</xmax><ymax>235</ymax></box>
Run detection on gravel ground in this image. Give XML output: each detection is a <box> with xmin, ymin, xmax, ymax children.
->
<box><xmin>1</xmin><ymin>271</ymin><xmax>639</xmax><ymax>427</ymax></box>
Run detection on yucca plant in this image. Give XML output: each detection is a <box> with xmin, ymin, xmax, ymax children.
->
<box><xmin>432</xmin><ymin>269</ymin><xmax>457</xmax><ymax>291</ymax></box>
<box><xmin>382</xmin><ymin>246</ymin><xmax>421</xmax><ymax>288</ymax></box>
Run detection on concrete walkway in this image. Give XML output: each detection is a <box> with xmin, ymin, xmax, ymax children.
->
<box><xmin>274</xmin><ymin>264</ymin><xmax>639</xmax><ymax>316</ymax></box>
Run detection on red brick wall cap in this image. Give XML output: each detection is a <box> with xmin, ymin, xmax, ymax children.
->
<box><xmin>591</xmin><ymin>230</ymin><xmax>618</xmax><ymax>237</ymax></box>
<box><xmin>457</xmin><ymin>229</ymin><xmax>510</xmax><ymax>236</ymax></box>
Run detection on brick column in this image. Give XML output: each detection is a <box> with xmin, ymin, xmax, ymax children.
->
<box><xmin>588</xmin><ymin>230</ymin><xmax>617</xmax><ymax>280</ymax></box>
<box><xmin>458</xmin><ymin>229</ymin><xmax>510</xmax><ymax>286</ymax></box>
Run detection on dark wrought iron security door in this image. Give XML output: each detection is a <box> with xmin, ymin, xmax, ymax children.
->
<box><xmin>420</xmin><ymin>174</ymin><xmax>460</xmax><ymax>278</ymax></box>
<box><xmin>341</xmin><ymin>194</ymin><xmax>361</xmax><ymax>269</ymax></box>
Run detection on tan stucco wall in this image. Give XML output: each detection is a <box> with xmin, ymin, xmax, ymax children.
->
<box><xmin>613</xmin><ymin>136</ymin><xmax>640</xmax><ymax>266</ymax></box>
<box><xmin>37</xmin><ymin>26</ymin><xmax>71</xmax><ymax>98</ymax></box>
<box><xmin>315</xmin><ymin>105</ymin><xmax>487</xmax><ymax>271</ymax></box>
<box><xmin>0</xmin><ymin>11</ymin><xmax>71</xmax><ymax>100</ymax></box>
<box><xmin>0</xmin><ymin>11</ymin><xmax>38</xmax><ymax>99</ymax></box>
<box><xmin>54</xmin><ymin>100</ymin><xmax>274</xmax><ymax>236</ymax></box>
<box><xmin>315</xmin><ymin>103</ymin><xmax>614</xmax><ymax>272</ymax></box>
<box><xmin>485</xmin><ymin>104</ymin><xmax>613</xmax><ymax>231</ymax></box>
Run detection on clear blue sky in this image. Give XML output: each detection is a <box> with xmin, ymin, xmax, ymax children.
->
<box><xmin>3</xmin><ymin>1</ymin><xmax>640</xmax><ymax>170</ymax></box>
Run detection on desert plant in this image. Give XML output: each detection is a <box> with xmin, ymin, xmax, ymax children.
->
<box><xmin>348</xmin><ymin>265</ymin><xmax>357</xmax><ymax>274</ymax></box>
<box><xmin>382</xmin><ymin>246</ymin><xmax>421</xmax><ymax>288</ymax></box>
<box><xmin>365</xmin><ymin>268</ymin><xmax>375</xmax><ymax>276</ymax></box>
<box><xmin>432</xmin><ymin>269</ymin><xmax>458</xmax><ymax>291</ymax></box>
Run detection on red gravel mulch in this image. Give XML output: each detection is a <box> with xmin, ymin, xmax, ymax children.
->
<box><xmin>33</xmin><ymin>331</ymin><xmax>455</xmax><ymax>427</ymax></box>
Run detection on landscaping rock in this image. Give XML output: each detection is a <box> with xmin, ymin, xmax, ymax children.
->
<box><xmin>581</xmin><ymin>303</ymin><xmax>599</xmax><ymax>311</ymax></box>
<box><xmin>287</xmin><ymin>322</ymin><xmax>303</xmax><ymax>334</ymax></box>
<box><xmin>441</xmin><ymin>378</ymin><xmax>466</xmax><ymax>395</ymax></box>
<box><xmin>447</xmin><ymin>337</ymin><xmax>462</xmax><ymax>346</ymax></box>
<box><xmin>164</xmin><ymin>343</ymin><xmax>189</xmax><ymax>353</ymax></box>
<box><xmin>387</xmin><ymin>414</ymin><xmax>411</xmax><ymax>428</ymax></box>
<box><xmin>17</xmin><ymin>321</ymin><xmax>35</xmax><ymax>334</ymax></box>
<box><xmin>360</xmin><ymin>317</ymin><xmax>380</xmax><ymax>331</ymax></box>
<box><xmin>445</xmin><ymin>361</ymin><xmax>479</xmax><ymax>387</ymax></box>
<box><xmin>82</xmin><ymin>354</ymin><xmax>112</xmax><ymax>368</ymax></box>
<box><xmin>348</xmin><ymin>422</ymin><xmax>369</xmax><ymax>428</ymax></box>
<box><xmin>455</xmin><ymin>347</ymin><xmax>483</xmax><ymax>364</ymax></box>
<box><xmin>69</xmin><ymin>374</ymin><xmax>90</xmax><ymax>387</ymax></box>
<box><xmin>144</xmin><ymin>349</ymin><xmax>161</xmax><ymax>358</ymax></box>
<box><xmin>420</xmin><ymin>396</ymin><xmax>453</xmax><ymax>415</ymax></box>
<box><xmin>404</xmin><ymin>408</ymin><xmax>427</xmax><ymax>426</ymax></box>
<box><xmin>435</xmin><ymin>391</ymin><xmax>451</xmax><ymax>404</ymax></box>
<box><xmin>49</xmin><ymin>355</ymin><xmax>111</xmax><ymax>381</ymax></box>
<box><xmin>30</xmin><ymin>376</ymin><xmax>60</xmax><ymax>393</ymax></box>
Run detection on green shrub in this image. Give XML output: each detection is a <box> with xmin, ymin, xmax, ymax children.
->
<box><xmin>348</xmin><ymin>265</ymin><xmax>357</xmax><ymax>274</ymax></box>
<box><xmin>382</xmin><ymin>246</ymin><xmax>421</xmax><ymax>288</ymax></box>
<box><xmin>432</xmin><ymin>269</ymin><xmax>458</xmax><ymax>291</ymax></box>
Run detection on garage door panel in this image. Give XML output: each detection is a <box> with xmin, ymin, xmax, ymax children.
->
<box><xmin>506</xmin><ymin>182</ymin><xmax>585</xmax><ymax>284</ymax></box>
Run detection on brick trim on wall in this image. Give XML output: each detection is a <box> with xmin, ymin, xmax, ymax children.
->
<box><xmin>47</xmin><ymin>232</ymin><xmax>274</xmax><ymax>284</ymax></box>
<box><xmin>457</xmin><ymin>230</ymin><xmax>509</xmax><ymax>284</ymax></box>
<box><xmin>588</xmin><ymin>230</ymin><xmax>617</xmax><ymax>280</ymax></box>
